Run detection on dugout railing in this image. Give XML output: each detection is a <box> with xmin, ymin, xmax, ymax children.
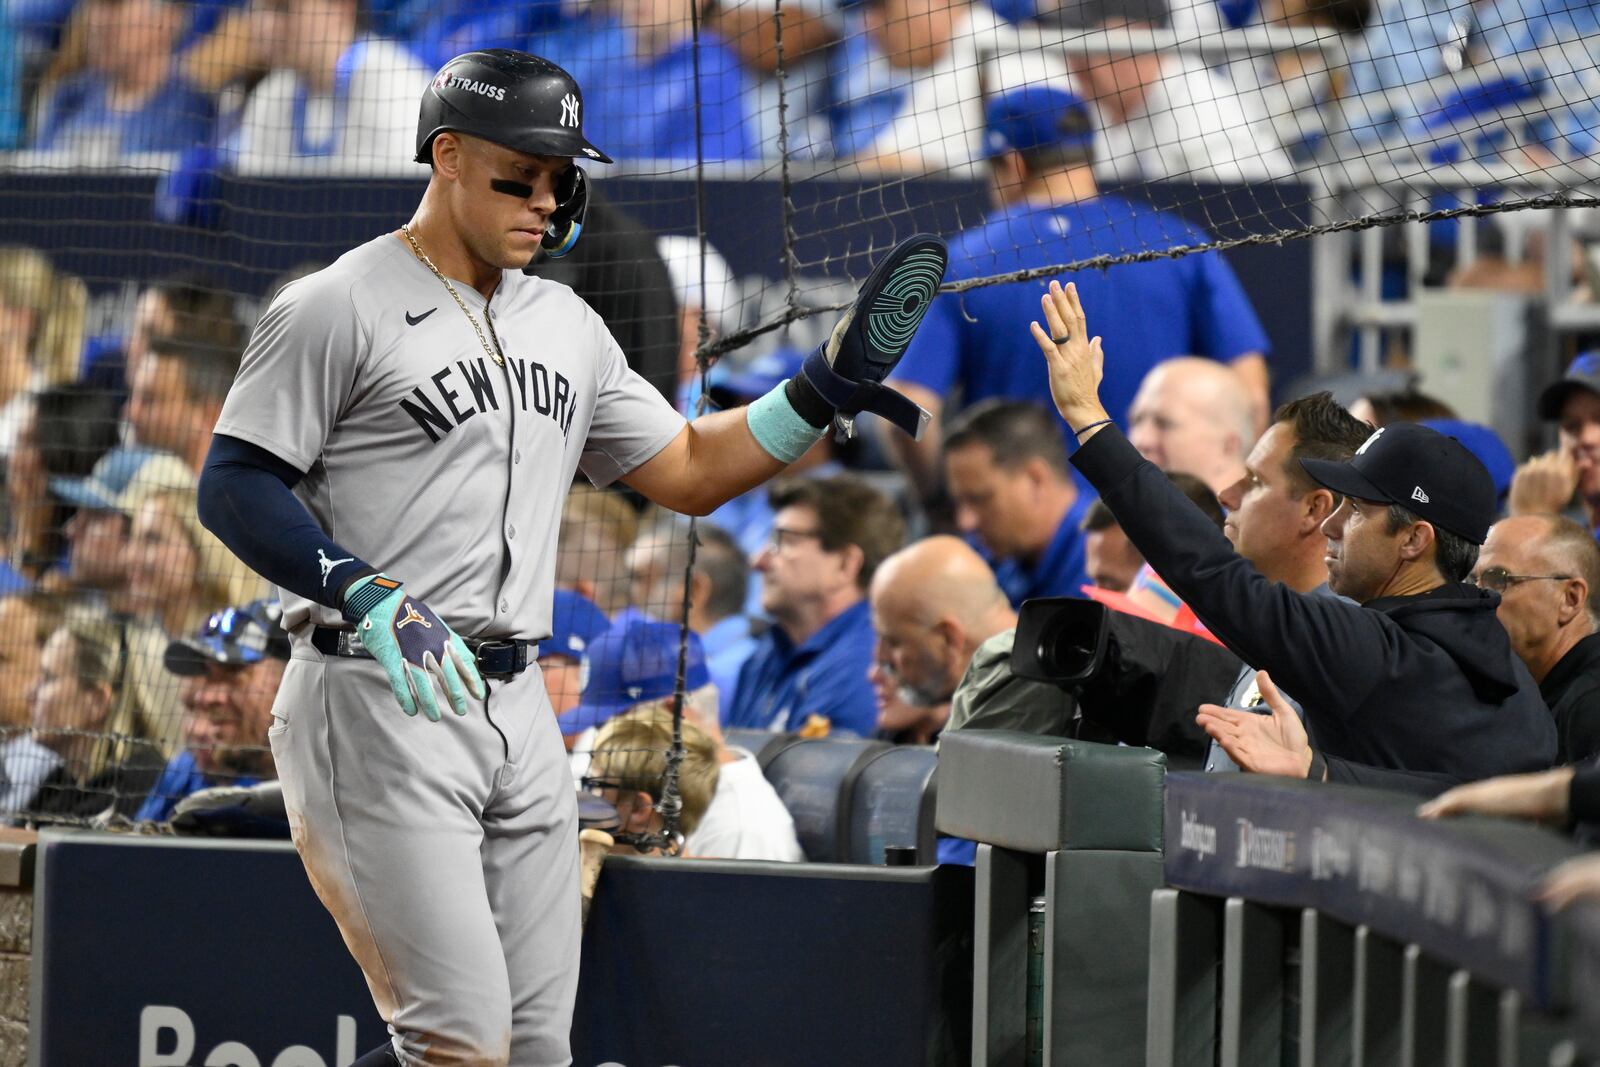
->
<box><xmin>1148</xmin><ymin>773</ymin><xmax>1600</xmax><ymax>1067</ymax></box>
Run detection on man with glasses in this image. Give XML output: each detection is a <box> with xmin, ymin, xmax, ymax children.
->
<box><xmin>1471</xmin><ymin>515</ymin><xmax>1600</xmax><ymax>763</ymax></box>
<box><xmin>725</xmin><ymin>475</ymin><xmax>906</xmax><ymax>738</ymax></box>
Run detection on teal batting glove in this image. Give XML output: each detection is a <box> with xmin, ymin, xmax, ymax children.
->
<box><xmin>341</xmin><ymin>574</ymin><xmax>486</xmax><ymax>721</ymax></box>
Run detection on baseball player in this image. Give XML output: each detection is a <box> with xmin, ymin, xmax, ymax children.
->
<box><xmin>195</xmin><ymin>48</ymin><xmax>945</xmax><ymax>1067</ymax></box>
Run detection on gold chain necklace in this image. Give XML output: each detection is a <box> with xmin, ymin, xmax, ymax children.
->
<box><xmin>401</xmin><ymin>224</ymin><xmax>506</xmax><ymax>368</ymax></box>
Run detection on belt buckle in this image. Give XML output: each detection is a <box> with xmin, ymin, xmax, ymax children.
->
<box><xmin>342</xmin><ymin>630</ymin><xmax>366</xmax><ymax>656</ymax></box>
<box><xmin>474</xmin><ymin>639</ymin><xmax>521</xmax><ymax>676</ymax></box>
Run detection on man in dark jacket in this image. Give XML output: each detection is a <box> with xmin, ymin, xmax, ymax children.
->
<box><xmin>1031</xmin><ymin>280</ymin><xmax>1556</xmax><ymax>791</ymax></box>
<box><xmin>1471</xmin><ymin>514</ymin><xmax>1600</xmax><ymax>763</ymax></box>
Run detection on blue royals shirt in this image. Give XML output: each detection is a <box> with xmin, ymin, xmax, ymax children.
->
<box><xmin>33</xmin><ymin>73</ymin><xmax>215</xmax><ymax>155</ymax></box>
<box><xmin>533</xmin><ymin>17</ymin><xmax>755</xmax><ymax>161</ymax></box>
<box><xmin>892</xmin><ymin>196</ymin><xmax>1269</xmax><ymax>430</ymax></box>
<box><xmin>990</xmin><ymin>490</ymin><xmax>1094</xmax><ymax>608</ymax></box>
<box><xmin>726</xmin><ymin>600</ymin><xmax>879</xmax><ymax>737</ymax></box>
<box><xmin>134</xmin><ymin>750</ymin><xmax>263</xmax><ymax>823</ymax></box>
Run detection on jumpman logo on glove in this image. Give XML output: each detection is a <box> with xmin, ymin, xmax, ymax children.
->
<box><xmin>396</xmin><ymin>602</ymin><xmax>433</xmax><ymax>631</ymax></box>
<box><xmin>340</xmin><ymin>574</ymin><xmax>484</xmax><ymax>721</ymax></box>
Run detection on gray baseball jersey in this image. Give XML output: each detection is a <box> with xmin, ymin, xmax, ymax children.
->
<box><xmin>216</xmin><ymin>233</ymin><xmax>685</xmax><ymax>638</ymax></box>
<box><xmin>221</xmin><ymin>232</ymin><xmax>686</xmax><ymax>1066</ymax></box>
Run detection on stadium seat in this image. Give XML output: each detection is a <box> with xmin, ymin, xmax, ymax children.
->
<box><xmin>723</xmin><ymin>728</ymin><xmax>801</xmax><ymax>770</ymax></box>
<box><xmin>761</xmin><ymin>737</ymin><xmax>891</xmax><ymax>863</ymax></box>
<box><xmin>845</xmin><ymin>745</ymin><xmax>939</xmax><ymax>865</ymax></box>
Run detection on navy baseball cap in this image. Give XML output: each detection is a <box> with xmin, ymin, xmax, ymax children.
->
<box><xmin>1300</xmin><ymin>422</ymin><xmax>1497</xmax><ymax>544</ymax></box>
<box><xmin>1536</xmin><ymin>351</ymin><xmax>1600</xmax><ymax>420</ymax></box>
<box><xmin>50</xmin><ymin>447</ymin><xmax>171</xmax><ymax>512</ymax></box>
<box><xmin>541</xmin><ymin>589</ymin><xmax>609</xmax><ymax>663</ymax></box>
<box><xmin>561</xmin><ymin>619</ymin><xmax>709</xmax><ymax>737</ymax></box>
<box><xmin>983</xmin><ymin>86</ymin><xmax>1094</xmax><ymax>159</ymax></box>
<box><xmin>706</xmin><ymin>347</ymin><xmax>806</xmax><ymax>410</ymax></box>
<box><xmin>164</xmin><ymin>599</ymin><xmax>291</xmax><ymax>676</ymax></box>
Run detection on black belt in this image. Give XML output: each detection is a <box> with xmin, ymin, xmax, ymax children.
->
<box><xmin>310</xmin><ymin>627</ymin><xmax>534</xmax><ymax>678</ymax></box>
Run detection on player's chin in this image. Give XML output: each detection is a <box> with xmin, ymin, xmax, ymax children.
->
<box><xmin>503</xmin><ymin>229</ymin><xmax>546</xmax><ymax>264</ymax></box>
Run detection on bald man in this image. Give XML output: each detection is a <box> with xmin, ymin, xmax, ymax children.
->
<box><xmin>1471</xmin><ymin>515</ymin><xmax>1600</xmax><ymax>763</ymax></box>
<box><xmin>869</xmin><ymin>536</ymin><xmax>1019</xmax><ymax>744</ymax></box>
<box><xmin>1128</xmin><ymin>357</ymin><xmax>1257</xmax><ymax>493</ymax></box>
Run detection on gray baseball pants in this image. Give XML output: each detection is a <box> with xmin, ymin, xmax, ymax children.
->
<box><xmin>270</xmin><ymin>643</ymin><xmax>581</xmax><ymax>1067</ymax></box>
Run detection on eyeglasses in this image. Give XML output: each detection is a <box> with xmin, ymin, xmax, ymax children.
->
<box><xmin>765</xmin><ymin>526</ymin><xmax>826</xmax><ymax>553</ymax></box>
<box><xmin>1467</xmin><ymin>566</ymin><xmax>1573</xmax><ymax>593</ymax></box>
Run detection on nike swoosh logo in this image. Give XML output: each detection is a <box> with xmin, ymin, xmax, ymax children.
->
<box><xmin>405</xmin><ymin>308</ymin><xmax>438</xmax><ymax>326</ymax></box>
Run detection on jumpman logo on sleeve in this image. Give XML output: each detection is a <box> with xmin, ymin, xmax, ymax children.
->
<box><xmin>319</xmin><ymin>549</ymin><xmax>356</xmax><ymax>587</ymax></box>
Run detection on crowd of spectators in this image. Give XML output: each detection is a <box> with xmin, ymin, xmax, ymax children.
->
<box><xmin>2</xmin><ymin>0</ymin><xmax>1598</xmax><ymax>179</ymax></box>
<box><xmin>0</xmin><ymin>27</ymin><xmax>1597</xmax><ymax>913</ymax></box>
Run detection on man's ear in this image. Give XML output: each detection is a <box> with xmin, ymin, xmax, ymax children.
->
<box><xmin>688</xmin><ymin>570</ymin><xmax>713</xmax><ymax>614</ymax></box>
<box><xmin>1303</xmin><ymin>488</ymin><xmax>1338</xmax><ymax>532</ymax></box>
<box><xmin>1399</xmin><ymin>520</ymin><xmax>1436</xmax><ymax>563</ymax></box>
<box><xmin>835</xmin><ymin>542</ymin><xmax>866</xmax><ymax>590</ymax></box>
<box><xmin>624</xmin><ymin>791</ymin><xmax>658</xmax><ymax>835</ymax></box>
<box><xmin>1559</xmin><ymin>577</ymin><xmax>1590</xmax><ymax>627</ymax></box>
<box><xmin>430</xmin><ymin>132</ymin><xmax>464</xmax><ymax>181</ymax></box>
<box><xmin>1022</xmin><ymin>456</ymin><xmax>1054</xmax><ymax>493</ymax></box>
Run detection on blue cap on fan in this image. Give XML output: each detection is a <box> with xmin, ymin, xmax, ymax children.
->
<box><xmin>983</xmin><ymin>86</ymin><xmax>1094</xmax><ymax>159</ymax></box>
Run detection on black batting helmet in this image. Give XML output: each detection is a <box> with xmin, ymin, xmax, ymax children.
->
<box><xmin>416</xmin><ymin>49</ymin><xmax>613</xmax><ymax>166</ymax></box>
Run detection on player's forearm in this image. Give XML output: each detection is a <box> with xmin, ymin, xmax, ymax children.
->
<box><xmin>624</xmin><ymin>408</ymin><xmax>788</xmax><ymax>516</ymax></box>
<box><xmin>197</xmin><ymin>434</ymin><xmax>375</xmax><ymax>610</ymax></box>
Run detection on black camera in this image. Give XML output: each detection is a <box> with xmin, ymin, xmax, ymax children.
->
<box><xmin>1009</xmin><ymin>597</ymin><xmax>1109</xmax><ymax>687</ymax></box>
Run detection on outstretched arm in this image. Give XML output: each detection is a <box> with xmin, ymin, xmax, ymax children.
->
<box><xmin>622</xmin><ymin>407</ymin><xmax>791</xmax><ymax>516</ymax></box>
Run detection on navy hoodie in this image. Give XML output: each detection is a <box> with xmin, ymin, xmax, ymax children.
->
<box><xmin>1073</xmin><ymin>428</ymin><xmax>1556</xmax><ymax>789</ymax></box>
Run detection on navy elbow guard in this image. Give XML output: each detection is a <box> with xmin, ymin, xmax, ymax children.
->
<box><xmin>798</xmin><ymin>233</ymin><xmax>946</xmax><ymax>441</ymax></box>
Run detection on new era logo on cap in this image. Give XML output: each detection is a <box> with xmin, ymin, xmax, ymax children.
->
<box><xmin>1412</xmin><ymin>486</ymin><xmax>1430</xmax><ymax>503</ymax></box>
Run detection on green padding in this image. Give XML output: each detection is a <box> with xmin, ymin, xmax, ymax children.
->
<box><xmin>935</xmin><ymin>729</ymin><xmax>1165</xmax><ymax>852</ymax></box>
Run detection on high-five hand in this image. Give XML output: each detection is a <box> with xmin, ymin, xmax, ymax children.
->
<box><xmin>1030</xmin><ymin>280</ymin><xmax>1110</xmax><ymax>437</ymax></box>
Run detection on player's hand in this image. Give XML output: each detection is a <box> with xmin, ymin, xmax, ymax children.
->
<box><xmin>1031</xmin><ymin>280</ymin><xmax>1109</xmax><ymax>435</ymax></box>
<box><xmin>1508</xmin><ymin>449</ymin><xmax>1579</xmax><ymax>516</ymax></box>
<box><xmin>341</xmin><ymin>574</ymin><xmax>486</xmax><ymax>721</ymax></box>
<box><xmin>797</xmin><ymin>234</ymin><xmax>947</xmax><ymax>439</ymax></box>
<box><xmin>1417</xmin><ymin>766</ymin><xmax>1574</xmax><ymax>823</ymax></box>
<box><xmin>1196</xmin><ymin>671</ymin><xmax>1314</xmax><ymax>778</ymax></box>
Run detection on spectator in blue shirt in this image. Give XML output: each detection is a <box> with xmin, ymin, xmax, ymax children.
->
<box><xmin>546</xmin><ymin>0</ymin><xmax>757</xmax><ymax>162</ymax></box>
<box><xmin>726</xmin><ymin>476</ymin><xmax>905</xmax><ymax>737</ymax></box>
<box><xmin>883</xmin><ymin>85</ymin><xmax>1270</xmax><ymax>502</ymax></box>
<box><xmin>625</xmin><ymin>521</ymin><xmax>758</xmax><ymax>717</ymax></box>
<box><xmin>539</xmin><ymin>588</ymin><xmax>610</xmax><ymax>716</ymax></box>
<box><xmin>135</xmin><ymin>598</ymin><xmax>288</xmax><ymax>822</ymax></box>
<box><xmin>942</xmin><ymin>399</ymin><xmax>1094</xmax><ymax>608</ymax></box>
<box><xmin>562</xmin><ymin>616</ymin><xmax>710</xmax><ymax>741</ymax></box>
<box><xmin>31</xmin><ymin>0</ymin><xmax>215</xmax><ymax>156</ymax></box>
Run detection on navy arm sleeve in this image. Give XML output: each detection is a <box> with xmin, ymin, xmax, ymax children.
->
<box><xmin>1071</xmin><ymin>427</ymin><xmax>1393</xmax><ymax>717</ymax></box>
<box><xmin>197</xmin><ymin>433</ymin><xmax>375</xmax><ymax>611</ymax></box>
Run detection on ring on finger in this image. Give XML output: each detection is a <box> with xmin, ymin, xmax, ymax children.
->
<box><xmin>1051</xmin><ymin>332</ymin><xmax>1070</xmax><ymax>345</ymax></box>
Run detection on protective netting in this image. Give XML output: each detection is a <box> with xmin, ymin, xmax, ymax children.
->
<box><xmin>0</xmin><ymin>0</ymin><xmax>1596</xmax><ymax>830</ymax></box>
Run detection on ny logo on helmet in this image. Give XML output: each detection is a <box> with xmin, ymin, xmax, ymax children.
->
<box><xmin>560</xmin><ymin>93</ymin><xmax>580</xmax><ymax>128</ymax></box>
